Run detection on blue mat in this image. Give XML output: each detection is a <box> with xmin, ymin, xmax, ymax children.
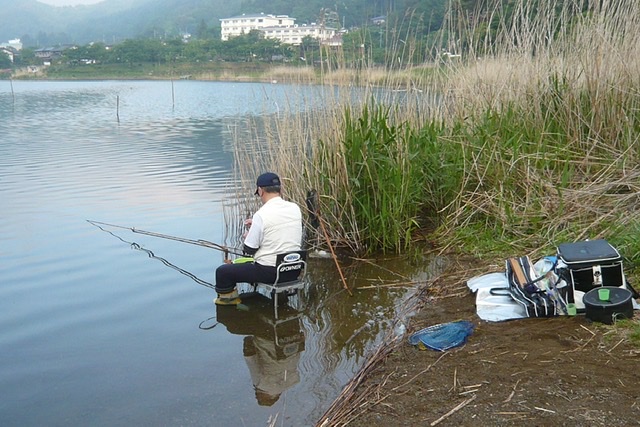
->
<box><xmin>408</xmin><ymin>320</ymin><xmax>475</xmax><ymax>351</ymax></box>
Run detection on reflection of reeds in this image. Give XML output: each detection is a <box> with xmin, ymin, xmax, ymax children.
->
<box><xmin>231</xmin><ymin>0</ymin><xmax>640</xmax><ymax>263</ymax></box>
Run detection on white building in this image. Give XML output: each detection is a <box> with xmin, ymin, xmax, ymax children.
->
<box><xmin>262</xmin><ymin>24</ymin><xmax>336</xmax><ymax>45</ymax></box>
<box><xmin>0</xmin><ymin>38</ymin><xmax>23</xmax><ymax>53</ymax></box>
<box><xmin>220</xmin><ymin>13</ymin><xmax>295</xmax><ymax>41</ymax></box>
<box><xmin>0</xmin><ymin>47</ymin><xmax>15</xmax><ymax>63</ymax></box>
<box><xmin>220</xmin><ymin>13</ymin><xmax>336</xmax><ymax>46</ymax></box>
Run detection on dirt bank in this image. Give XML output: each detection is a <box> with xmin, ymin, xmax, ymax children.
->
<box><xmin>318</xmin><ymin>260</ymin><xmax>640</xmax><ymax>427</ymax></box>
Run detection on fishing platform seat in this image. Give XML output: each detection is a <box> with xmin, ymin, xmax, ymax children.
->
<box><xmin>257</xmin><ymin>309</ymin><xmax>305</xmax><ymax>354</ymax></box>
<box><xmin>252</xmin><ymin>250</ymin><xmax>307</xmax><ymax>319</ymax></box>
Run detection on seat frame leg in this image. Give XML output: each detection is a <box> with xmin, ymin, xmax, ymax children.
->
<box><xmin>274</xmin><ymin>291</ymin><xmax>279</xmax><ymax>319</ymax></box>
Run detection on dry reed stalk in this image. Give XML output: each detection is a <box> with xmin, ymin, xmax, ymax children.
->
<box><xmin>447</xmin><ymin>0</ymin><xmax>640</xmax><ymax>122</ymax></box>
<box><xmin>229</xmin><ymin>83</ymin><xmax>365</xmax><ymax>249</ymax></box>
<box><xmin>318</xmin><ymin>213</ymin><xmax>352</xmax><ymax>296</ymax></box>
<box><xmin>266</xmin><ymin>65</ymin><xmax>317</xmax><ymax>84</ymax></box>
<box><xmin>430</xmin><ymin>394</ymin><xmax>477</xmax><ymax>426</ymax></box>
<box><xmin>226</xmin><ymin>0</ymin><xmax>640</xmax><ymax>259</ymax></box>
<box><xmin>316</xmin><ymin>284</ymin><xmax>432</xmax><ymax>426</ymax></box>
<box><xmin>356</xmin><ymin>281</ymin><xmax>424</xmax><ymax>290</ymax></box>
<box><xmin>316</xmin><ymin>338</ymin><xmax>402</xmax><ymax>427</ymax></box>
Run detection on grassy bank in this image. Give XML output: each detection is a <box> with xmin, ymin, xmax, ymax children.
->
<box><xmin>20</xmin><ymin>59</ymin><xmax>433</xmax><ymax>88</ymax></box>
<box><xmin>31</xmin><ymin>61</ymin><xmax>285</xmax><ymax>82</ymax></box>
<box><xmin>229</xmin><ymin>0</ymin><xmax>640</xmax><ymax>272</ymax></box>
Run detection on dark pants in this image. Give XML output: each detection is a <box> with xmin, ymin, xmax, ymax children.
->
<box><xmin>215</xmin><ymin>262</ymin><xmax>277</xmax><ymax>294</ymax></box>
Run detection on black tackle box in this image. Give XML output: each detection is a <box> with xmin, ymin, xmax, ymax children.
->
<box><xmin>556</xmin><ymin>239</ymin><xmax>626</xmax><ymax>310</ymax></box>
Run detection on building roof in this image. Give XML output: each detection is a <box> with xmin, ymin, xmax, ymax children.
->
<box><xmin>35</xmin><ymin>47</ymin><xmax>65</xmax><ymax>52</ymax></box>
<box><xmin>221</xmin><ymin>13</ymin><xmax>294</xmax><ymax>21</ymax></box>
<box><xmin>262</xmin><ymin>24</ymin><xmax>335</xmax><ymax>31</ymax></box>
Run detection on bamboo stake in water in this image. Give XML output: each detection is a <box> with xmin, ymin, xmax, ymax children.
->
<box><xmin>116</xmin><ymin>95</ymin><xmax>120</xmax><ymax>122</ymax></box>
<box><xmin>10</xmin><ymin>78</ymin><xmax>15</xmax><ymax>104</ymax></box>
<box><xmin>318</xmin><ymin>213</ymin><xmax>352</xmax><ymax>296</ymax></box>
<box><xmin>171</xmin><ymin>78</ymin><xmax>175</xmax><ymax>110</ymax></box>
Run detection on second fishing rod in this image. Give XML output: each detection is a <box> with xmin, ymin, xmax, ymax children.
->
<box><xmin>87</xmin><ymin>219</ymin><xmax>246</xmax><ymax>258</ymax></box>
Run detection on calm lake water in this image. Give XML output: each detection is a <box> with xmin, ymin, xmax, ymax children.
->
<box><xmin>0</xmin><ymin>80</ymin><xmax>434</xmax><ymax>426</ymax></box>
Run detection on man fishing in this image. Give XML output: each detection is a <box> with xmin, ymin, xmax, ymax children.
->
<box><xmin>214</xmin><ymin>172</ymin><xmax>303</xmax><ymax>305</ymax></box>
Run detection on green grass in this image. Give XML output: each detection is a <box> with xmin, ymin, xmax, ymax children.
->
<box><xmin>604</xmin><ymin>318</ymin><xmax>640</xmax><ymax>349</ymax></box>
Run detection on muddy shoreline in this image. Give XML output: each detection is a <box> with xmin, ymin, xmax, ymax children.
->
<box><xmin>318</xmin><ymin>260</ymin><xmax>640</xmax><ymax>426</ymax></box>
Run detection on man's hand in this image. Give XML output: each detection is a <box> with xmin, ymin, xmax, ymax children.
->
<box><xmin>242</xmin><ymin>218</ymin><xmax>252</xmax><ymax>239</ymax></box>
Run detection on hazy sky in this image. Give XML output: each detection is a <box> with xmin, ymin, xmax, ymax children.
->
<box><xmin>38</xmin><ymin>0</ymin><xmax>104</xmax><ymax>6</ymax></box>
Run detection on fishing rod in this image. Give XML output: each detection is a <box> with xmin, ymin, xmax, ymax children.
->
<box><xmin>88</xmin><ymin>219</ymin><xmax>217</xmax><ymax>290</ymax></box>
<box><xmin>87</xmin><ymin>219</ymin><xmax>245</xmax><ymax>257</ymax></box>
<box><xmin>89</xmin><ymin>220</ymin><xmax>229</xmax><ymax>329</ymax></box>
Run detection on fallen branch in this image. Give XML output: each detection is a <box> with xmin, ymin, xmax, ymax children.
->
<box><xmin>430</xmin><ymin>394</ymin><xmax>477</xmax><ymax>426</ymax></box>
<box><xmin>503</xmin><ymin>379</ymin><xmax>520</xmax><ymax>403</ymax></box>
<box><xmin>580</xmin><ymin>324</ymin><xmax>596</xmax><ymax>335</ymax></box>
<box><xmin>357</xmin><ymin>280</ymin><xmax>425</xmax><ymax>290</ymax></box>
<box><xmin>607</xmin><ymin>338</ymin><xmax>625</xmax><ymax>354</ymax></box>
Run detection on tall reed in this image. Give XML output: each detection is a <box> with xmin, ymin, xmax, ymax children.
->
<box><xmin>435</xmin><ymin>0</ymin><xmax>640</xmax><ymax>259</ymax></box>
<box><xmin>228</xmin><ymin>0</ymin><xmax>640</xmax><ymax>263</ymax></box>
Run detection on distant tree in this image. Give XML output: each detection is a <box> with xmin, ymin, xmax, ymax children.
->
<box><xmin>62</xmin><ymin>45</ymin><xmax>87</xmax><ymax>63</ymax></box>
<box><xmin>36</xmin><ymin>31</ymin><xmax>48</xmax><ymax>47</ymax></box>
<box><xmin>0</xmin><ymin>51</ymin><xmax>12</xmax><ymax>69</ymax></box>
<box><xmin>14</xmin><ymin>48</ymin><xmax>37</xmax><ymax>67</ymax></box>
<box><xmin>253</xmin><ymin>37</ymin><xmax>291</xmax><ymax>61</ymax></box>
<box><xmin>196</xmin><ymin>20</ymin><xmax>209</xmax><ymax>39</ymax></box>
<box><xmin>20</xmin><ymin>34</ymin><xmax>36</xmax><ymax>49</ymax></box>
<box><xmin>33</xmin><ymin>31</ymin><xmax>73</xmax><ymax>47</ymax></box>
<box><xmin>110</xmin><ymin>39</ymin><xmax>166</xmax><ymax>65</ymax></box>
<box><xmin>299</xmin><ymin>35</ymin><xmax>319</xmax><ymax>63</ymax></box>
<box><xmin>209</xmin><ymin>26</ymin><xmax>221</xmax><ymax>40</ymax></box>
<box><xmin>342</xmin><ymin>29</ymin><xmax>369</xmax><ymax>66</ymax></box>
<box><xmin>183</xmin><ymin>39</ymin><xmax>222</xmax><ymax>61</ymax></box>
<box><xmin>62</xmin><ymin>43</ymin><xmax>110</xmax><ymax>64</ymax></box>
<box><xmin>163</xmin><ymin>38</ymin><xmax>185</xmax><ymax>63</ymax></box>
<box><xmin>222</xmin><ymin>30</ymin><xmax>266</xmax><ymax>61</ymax></box>
<box><xmin>86</xmin><ymin>42</ymin><xmax>109</xmax><ymax>62</ymax></box>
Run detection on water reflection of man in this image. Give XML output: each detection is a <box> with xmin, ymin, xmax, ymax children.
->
<box><xmin>215</xmin><ymin>294</ymin><xmax>305</xmax><ymax>406</ymax></box>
